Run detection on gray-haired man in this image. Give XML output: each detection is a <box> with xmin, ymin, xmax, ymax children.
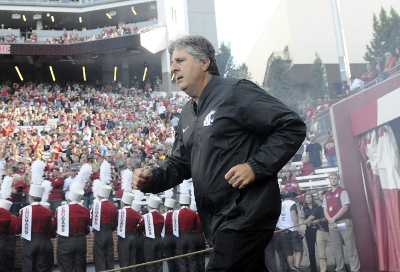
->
<box><xmin>133</xmin><ymin>35</ymin><xmax>306</xmax><ymax>271</ymax></box>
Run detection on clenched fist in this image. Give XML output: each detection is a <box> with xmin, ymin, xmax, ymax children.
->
<box><xmin>132</xmin><ymin>168</ymin><xmax>153</xmax><ymax>190</ymax></box>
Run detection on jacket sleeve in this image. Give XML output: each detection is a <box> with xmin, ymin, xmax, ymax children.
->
<box><xmin>141</xmin><ymin>120</ymin><xmax>191</xmax><ymax>194</ymax></box>
<box><xmin>235</xmin><ymin>80</ymin><xmax>306</xmax><ymax>180</ymax></box>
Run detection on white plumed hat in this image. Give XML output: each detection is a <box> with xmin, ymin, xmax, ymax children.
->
<box><xmin>132</xmin><ymin>200</ymin><xmax>142</xmax><ymax>212</ymax></box>
<box><xmin>98</xmin><ymin>184</ymin><xmax>112</xmax><ymax>198</ymax></box>
<box><xmin>121</xmin><ymin>192</ymin><xmax>134</xmax><ymax>205</ymax></box>
<box><xmin>179</xmin><ymin>194</ymin><xmax>190</xmax><ymax>205</ymax></box>
<box><xmin>29</xmin><ymin>184</ymin><xmax>45</xmax><ymax>198</ymax></box>
<box><xmin>0</xmin><ymin>199</ymin><xmax>12</xmax><ymax>210</ymax></box>
<box><xmin>147</xmin><ymin>195</ymin><xmax>161</xmax><ymax>209</ymax></box>
<box><xmin>164</xmin><ymin>198</ymin><xmax>175</xmax><ymax>209</ymax></box>
<box><xmin>68</xmin><ymin>186</ymin><xmax>84</xmax><ymax>202</ymax></box>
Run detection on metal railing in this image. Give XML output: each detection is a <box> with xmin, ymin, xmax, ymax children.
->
<box><xmin>305</xmin><ymin>63</ymin><xmax>400</xmax><ymax>137</ymax></box>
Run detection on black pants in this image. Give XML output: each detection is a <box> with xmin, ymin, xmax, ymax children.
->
<box><xmin>163</xmin><ymin>233</ymin><xmax>178</xmax><ymax>272</ymax></box>
<box><xmin>57</xmin><ymin>234</ymin><xmax>87</xmax><ymax>272</ymax></box>
<box><xmin>206</xmin><ymin>229</ymin><xmax>274</xmax><ymax>272</ymax></box>
<box><xmin>93</xmin><ymin>224</ymin><xmax>114</xmax><ymax>271</ymax></box>
<box><xmin>136</xmin><ymin>234</ymin><xmax>145</xmax><ymax>272</ymax></box>
<box><xmin>118</xmin><ymin>233</ymin><xmax>139</xmax><ymax>272</ymax></box>
<box><xmin>305</xmin><ymin>227</ymin><xmax>317</xmax><ymax>272</ymax></box>
<box><xmin>21</xmin><ymin>233</ymin><xmax>54</xmax><ymax>272</ymax></box>
<box><xmin>193</xmin><ymin>232</ymin><xmax>206</xmax><ymax>272</ymax></box>
<box><xmin>5</xmin><ymin>236</ymin><xmax>16</xmax><ymax>272</ymax></box>
<box><xmin>176</xmin><ymin>230</ymin><xmax>196</xmax><ymax>272</ymax></box>
<box><xmin>0</xmin><ymin>237</ymin><xmax>5</xmax><ymax>272</ymax></box>
<box><xmin>143</xmin><ymin>234</ymin><xmax>163</xmax><ymax>272</ymax></box>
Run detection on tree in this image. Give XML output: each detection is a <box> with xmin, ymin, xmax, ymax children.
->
<box><xmin>230</xmin><ymin>63</ymin><xmax>252</xmax><ymax>80</ymax></box>
<box><xmin>216</xmin><ymin>43</ymin><xmax>252</xmax><ymax>80</ymax></box>
<box><xmin>364</xmin><ymin>7</ymin><xmax>400</xmax><ymax>68</ymax></box>
<box><xmin>268</xmin><ymin>56</ymin><xmax>298</xmax><ymax>111</ymax></box>
<box><xmin>216</xmin><ymin>43</ymin><xmax>235</xmax><ymax>78</ymax></box>
<box><xmin>309</xmin><ymin>53</ymin><xmax>328</xmax><ymax>100</ymax></box>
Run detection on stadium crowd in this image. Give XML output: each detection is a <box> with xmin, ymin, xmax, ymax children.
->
<box><xmin>0</xmin><ymin>78</ymin><xmax>186</xmax><ymax>214</ymax></box>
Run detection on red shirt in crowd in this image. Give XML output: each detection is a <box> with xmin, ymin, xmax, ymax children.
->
<box><xmin>49</xmin><ymin>177</ymin><xmax>64</xmax><ymax>200</ymax></box>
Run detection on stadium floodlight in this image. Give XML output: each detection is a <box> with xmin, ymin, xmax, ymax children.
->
<box><xmin>79</xmin><ymin>17</ymin><xmax>82</xmax><ymax>23</ymax></box>
<box><xmin>131</xmin><ymin>6</ymin><xmax>137</xmax><ymax>15</ymax></box>
<box><xmin>171</xmin><ymin>74</ymin><xmax>175</xmax><ymax>81</ymax></box>
<box><xmin>82</xmin><ymin>66</ymin><xmax>86</xmax><ymax>82</ymax></box>
<box><xmin>22</xmin><ymin>15</ymin><xmax>26</xmax><ymax>22</ymax></box>
<box><xmin>51</xmin><ymin>16</ymin><xmax>55</xmax><ymax>22</ymax></box>
<box><xmin>106</xmin><ymin>13</ymin><xmax>112</xmax><ymax>19</ymax></box>
<box><xmin>49</xmin><ymin>66</ymin><xmax>56</xmax><ymax>82</ymax></box>
<box><xmin>143</xmin><ymin>63</ymin><xmax>147</xmax><ymax>81</ymax></box>
<box><xmin>114</xmin><ymin>66</ymin><xmax>117</xmax><ymax>81</ymax></box>
<box><xmin>47</xmin><ymin>13</ymin><xmax>50</xmax><ymax>17</ymax></box>
<box><xmin>15</xmin><ymin>66</ymin><xmax>23</xmax><ymax>81</ymax></box>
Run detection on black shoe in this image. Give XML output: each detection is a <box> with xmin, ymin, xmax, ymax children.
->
<box><xmin>291</xmin><ymin>267</ymin><xmax>300</xmax><ymax>272</ymax></box>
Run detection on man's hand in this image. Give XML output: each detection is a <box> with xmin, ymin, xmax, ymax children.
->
<box><xmin>132</xmin><ymin>168</ymin><xmax>153</xmax><ymax>190</ymax></box>
<box><xmin>328</xmin><ymin>218</ymin><xmax>336</xmax><ymax>225</ymax></box>
<box><xmin>225</xmin><ymin>163</ymin><xmax>255</xmax><ymax>189</ymax></box>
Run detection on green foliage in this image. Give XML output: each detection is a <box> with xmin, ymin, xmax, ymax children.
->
<box><xmin>230</xmin><ymin>63</ymin><xmax>252</xmax><ymax>80</ymax></box>
<box><xmin>309</xmin><ymin>53</ymin><xmax>328</xmax><ymax>100</ymax></box>
<box><xmin>268</xmin><ymin>56</ymin><xmax>298</xmax><ymax>111</ymax></box>
<box><xmin>364</xmin><ymin>7</ymin><xmax>400</xmax><ymax>68</ymax></box>
<box><xmin>216</xmin><ymin>43</ymin><xmax>235</xmax><ymax>78</ymax></box>
<box><xmin>216</xmin><ymin>43</ymin><xmax>252</xmax><ymax>80</ymax></box>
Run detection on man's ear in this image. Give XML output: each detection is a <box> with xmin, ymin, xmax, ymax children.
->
<box><xmin>202</xmin><ymin>58</ymin><xmax>211</xmax><ymax>72</ymax></box>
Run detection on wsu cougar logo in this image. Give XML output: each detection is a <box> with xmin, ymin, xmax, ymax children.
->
<box><xmin>203</xmin><ymin>110</ymin><xmax>216</xmax><ymax>127</ymax></box>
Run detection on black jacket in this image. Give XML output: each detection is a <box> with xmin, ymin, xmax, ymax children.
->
<box><xmin>143</xmin><ymin>76</ymin><xmax>306</xmax><ymax>243</ymax></box>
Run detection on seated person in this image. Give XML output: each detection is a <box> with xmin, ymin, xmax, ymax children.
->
<box><xmin>300</xmin><ymin>156</ymin><xmax>314</xmax><ymax>176</ymax></box>
<box><xmin>281</xmin><ymin>170</ymin><xmax>301</xmax><ymax>197</ymax></box>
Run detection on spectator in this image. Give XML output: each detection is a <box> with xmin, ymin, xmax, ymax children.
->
<box><xmin>300</xmin><ymin>192</ymin><xmax>318</xmax><ymax>272</ymax></box>
<box><xmin>324</xmin><ymin>131</ymin><xmax>337</xmax><ymax>166</ymax></box>
<box><xmin>321</xmin><ymin>95</ymin><xmax>332</xmax><ymax>110</ymax></box>
<box><xmin>313</xmin><ymin>99</ymin><xmax>324</xmax><ymax>117</ymax></box>
<box><xmin>306</xmin><ymin>189</ymin><xmax>333</xmax><ymax>272</ymax></box>
<box><xmin>281</xmin><ymin>170</ymin><xmax>301</xmax><ymax>197</ymax></box>
<box><xmin>383</xmin><ymin>51</ymin><xmax>397</xmax><ymax>73</ymax></box>
<box><xmin>349</xmin><ymin>77</ymin><xmax>364</xmax><ymax>93</ymax></box>
<box><xmin>277</xmin><ymin>190</ymin><xmax>303</xmax><ymax>272</ymax></box>
<box><xmin>339</xmin><ymin>80</ymin><xmax>350</xmax><ymax>97</ymax></box>
<box><xmin>360</xmin><ymin>63</ymin><xmax>378</xmax><ymax>85</ymax></box>
<box><xmin>49</xmin><ymin>167</ymin><xmax>64</xmax><ymax>216</ymax></box>
<box><xmin>306</xmin><ymin>134</ymin><xmax>323</xmax><ymax>168</ymax></box>
<box><xmin>10</xmin><ymin>174</ymin><xmax>24</xmax><ymax>215</ymax></box>
<box><xmin>300</xmin><ymin>156</ymin><xmax>314</xmax><ymax>176</ymax></box>
<box><xmin>323</xmin><ymin>172</ymin><xmax>361</xmax><ymax>272</ymax></box>
<box><xmin>305</xmin><ymin>103</ymin><xmax>315</xmax><ymax>121</ymax></box>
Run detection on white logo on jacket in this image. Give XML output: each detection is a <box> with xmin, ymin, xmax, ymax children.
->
<box><xmin>203</xmin><ymin>110</ymin><xmax>215</xmax><ymax>127</ymax></box>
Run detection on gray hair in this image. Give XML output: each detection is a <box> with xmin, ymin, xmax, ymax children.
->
<box><xmin>168</xmin><ymin>35</ymin><xmax>220</xmax><ymax>76</ymax></box>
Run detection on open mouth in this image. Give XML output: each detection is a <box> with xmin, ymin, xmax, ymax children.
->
<box><xmin>176</xmin><ymin>76</ymin><xmax>183</xmax><ymax>82</ymax></box>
